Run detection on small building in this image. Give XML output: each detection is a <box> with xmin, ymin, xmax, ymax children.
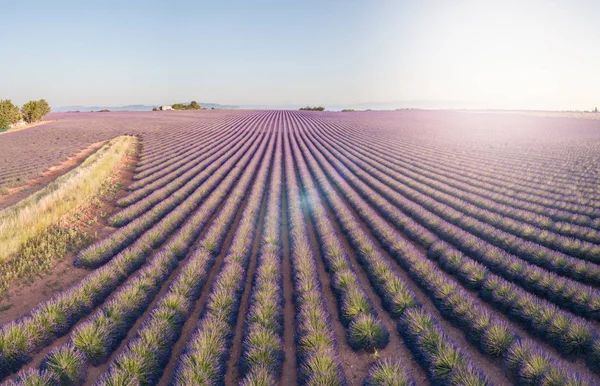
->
<box><xmin>161</xmin><ymin>105</ymin><xmax>173</xmax><ymax>111</ymax></box>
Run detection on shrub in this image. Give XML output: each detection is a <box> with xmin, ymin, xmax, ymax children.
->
<box><xmin>172</xmin><ymin>101</ymin><xmax>203</xmax><ymax>110</ymax></box>
<box><xmin>21</xmin><ymin>99</ymin><xmax>51</xmax><ymax>123</ymax></box>
<box><xmin>0</xmin><ymin>99</ymin><xmax>22</xmax><ymax>128</ymax></box>
<box><xmin>364</xmin><ymin>358</ymin><xmax>415</xmax><ymax>386</ymax></box>
<box><xmin>299</xmin><ymin>106</ymin><xmax>325</xmax><ymax>111</ymax></box>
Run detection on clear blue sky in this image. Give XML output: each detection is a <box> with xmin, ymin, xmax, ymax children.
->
<box><xmin>1</xmin><ymin>0</ymin><xmax>599</xmax><ymax>110</ymax></box>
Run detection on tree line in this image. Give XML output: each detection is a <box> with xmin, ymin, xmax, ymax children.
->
<box><xmin>0</xmin><ymin>99</ymin><xmax>51</xmax><ymax>129</ymax></box>
<box><xmin>299</xmin><ymin>106</ymin><xmax>325</xmax><ymax>111</ymax></box>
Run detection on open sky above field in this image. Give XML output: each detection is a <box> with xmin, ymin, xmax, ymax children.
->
<box><xmin>1</xmin><ymin>0</ymin><xmax>599</xmax><ymax>110</ymax></box>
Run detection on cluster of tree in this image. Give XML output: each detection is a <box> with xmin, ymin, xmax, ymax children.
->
<box><xmin>172</xmin><ymin>101</ymin><xmax>203</xmax><ymax>110</ymax></box>
<box><xmin>0</xmin><ymin>99</ymin><xmax>51</xmax><ymax>129</ymax></box>
<box><xmin>152</xmin><ymin>107</ymin><xmax>159</xmax><ymax>111</ymax></box>
<box><xmin>341</xmin><ymin>109</ymin><xmax>357</xmax><ymax>112</ymax></box>
<box><xmin>21</xmin><ymin>99</ymin><xmax>51</xmax><ymax>123</ymax></box>
<box><xmin>0</xmin><ymin>100</ymin><xmax>22</xmax><ymax>129</ymax></box>
<box><xmin>299</xmin><ymin>106</ymin><xmax>325</xmax><ymax>111</ymax></box>
<box><xmin>99</xmin><ymin>109</ymin><xmax>110</xmax><ymax>113</ymax></box>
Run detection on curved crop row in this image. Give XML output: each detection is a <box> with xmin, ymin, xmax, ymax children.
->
<box><xmin>132</xmin><ymin>113</ymin><xmax>249</xmax><ymax>175</ymax></box>
<box><xmin>130</xmin><ymin>116</ymin><xmax>242</xmax><ymax>183</ymax></box>
<box><xmin>0</xmin><ymin>237</ymin><xmax>157</xmax><ymax>381</ymax></box>
<box><xmin>323</xmin><ymin>119</ymin><xmax>600</xmax><ymax>218</ymax></box>
<box><xmin>0</xmin><ymin>131</ymin><xmax>272</xmax><ymax>384</ymax></box>
<box><xmin>288</xmin><ymin>117</ymin><xmax>490</xmax><ymax>385</ymax></box>
<box><xmin>95</xmin><ymin>128</ymin><xmax>274</xmax><ymax>385</ymax></box>
<box><xmin>333</xmin><ymin>116</ymin><xmax>600</xmax><ymax>199</ymax></box>
<box><xmin>317</xmin><ymin>123</ymin><xmax>600</xmax><ymax>243</ymax></box>
<box><xmin>132</xmin><ymin>116</ymin><xmax>237</xmax><ymax>171</ymax></box>
<box><xmin>169</xmin><ymin>129</ymin><xmax>275</xmax><ymax>385</ymax></box>
<box><xmin>301</xmin><ymin>118</ymin><xmax>600</xmax><ymax>294</ymax></box>
<box><xmin>291</xmin><ymin>124</ymin><xmax>389</xmax><ymax>351</ymax></box>
<box><xmin>239</xmin><ymin>129</ymin><xmax>285</xmax><ymax>384</ymax></box>
<box><xmin>308</xmin><ymin>122</ymin><xmax>600</xmax><ymax>266</ymax></box>
<box><xmin>109</xmin><ymin>127</ymin><xmax>259</xmax><ymax>226</ymax></box>
<box><xmin>120</xmin><ymin>125</ymin><xmax>248</xmax><ymax>206</ymax></box>
<box><xmin>328</xmin><ymin>121</ymin><xmax>600</xmax><ymax>220</ymax></box>
<box><xmin>282</xmin><ymin>125</ymin><xmax>346</xmax><ymax>385</ymax></box>
<box><xmin>298</xmin><ymin>118</ymin><xmax>600</xmax><ymax>362</ymax></box>
<box><xmin>75</xmin><ymin>130</ymin><xmax>266</xmax><ymax>268</ymax></box>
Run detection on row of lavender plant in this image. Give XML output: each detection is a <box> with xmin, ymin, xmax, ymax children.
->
<box><xmin>328</xmin><ymin>131</ymin><xmax>600</xmax><ymax>330</ymax></box>
<box><xmin>118</xmin><ymin>128</ymin><xmax>275</xmax><ymax>384</ymax></box>
<box><xmin>428</xmin><ymin>242</ymin><xmax>600</xmax><ymax>362</ymax></box>
<box><xmin>131</xmin><ymin>114</ymin><xmax>244</xmax><ymax>180</ymax></box>
<box><xmin>124</xmin><ymin>124</ymin><xmax>248</xmax><ymax>199</ymax></box>
<box><xmin>309</xmin><ymin>121</ymin><xmax>600</xmax><ymax>264</ymax></box>
<box><xmin>132</xmin><ymin>124</ymin><xmax>219</xmax><ymax>172</ymax></box>
<box><xmin>133</xmin><ymin>111</ymin><xmax>250</xmax><ymax>169</ymax></box>
<box><xmin>0</xmin><ymin>240</ymin><xmax>153</xmax><ymax>380</ymax></box>
<box><xmin>293</xmin><ymin>113</ymin><xmax>598</xmax><ymax>380</ymax></box>
<box><xmin>12</xmin><ymin>121</ymin><xmax>267</xmax><ymax>386</ymax></box>
<box><xmin>111</xmin><ymin>111</ymin><xmax>273</xmax><ymax>223</ymax></box>
<box><xmin>432</xmin><ymin>227</ymin><xmax>600</xmax><ymax>320</ymax></box>
<box><xmin>281</xmin><ymin>124</ymin><xmax>346</xmax><ymax>385</ymax></box>
<box><xmin>324</xmin><ymin>127</ymin><xmax>600</xmax><ymax>354</ymax></box>
<box><xmin>340</xmin><ymin>141</ymin><xmax>600</xmax><ymax>258</ymax></box>
<box><xmin>330</xmin><ymin>115</ymin><xmax>600</xmax><ymax>199</ymax></box>
<box><xmin>129</xmin><ymin>113</ymin><xmax>258</xmax><ymax>187</ymax></box>
<box><xmin>54</xmin><ymin>129</ymin><xmax>272</xmax><ymax>377</ymax></box>
<box><xmin>123</xmin><ymin>122</ymin><xmax>243</xmax><ymax>197</ymax></box>
<box><xmin>25</xmin><ymin>127</ymin><xmax>274</xmax><ymax>386</ymax></box>
<box><xmin>287</xmin><ymin>117</ymin><xmax>489</xmax><ymax>385</ymax></box>
<box><xmin>238</xmin><ymin>128</ymin><xmax>285</xmax><ymax>384</ymax></box>
<box><xmin>322</xmin><ymin>117</ymin><xmax>599</xmax><ymax>208</ymax></box>
<box><xmin>316</xmin><ymin>123</ymin><xmax>600</xmax><ymax>241</ymax></box>
<box><xmin>311</xmin><ymin>123</ymin><xmax>600</xmax><ymax>309</ymax></box>
<box><xmin>132</xmin><ymin>114</ymin><xmax>244</xmax><ymax>173</ymax></box>
<box><xmin>327</xmin><ymin>121</ymin><xmax>600</xmax><ymax>220</ymax></box>
<box><xmin>343</xmin><ymin>132</ymin><xmax>599</xmax><ymax>237</ymax></box>
<box><xmin>169</xmin><ymin>130</ymin><xmax>275</xmax><ymax>386</ymax></box>
<box><xmin>0</xmin><ymin>126</ymin><xmax>273</xmax><ymax>383</ymax></box>
<box><xmin>109</xmin><ymin>127</ymin><xmax>258</xmax><ymax>225</ymax></box>
<box><xmin>291</xmin><ymin>128</ymin><xmax>389</xmax><ymax>351</ymax></box>
<box><xmin>302</xmin><ymin>121</ymin><xmax>600</xmax><ymax>290</ymax></box>
<box><xmin>74</xmin><ymin>129</ymin><xmax>265</xmax><ymax>268</ymax></box>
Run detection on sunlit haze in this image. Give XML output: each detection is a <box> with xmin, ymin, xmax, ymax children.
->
<box><xmin>1</xmin><ymin>0</ymin><xmax>598</xmax><ymax>110</ymax></box>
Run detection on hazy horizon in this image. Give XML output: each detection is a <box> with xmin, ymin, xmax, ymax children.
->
<box><xmin>2</xmin><ymin>0</ymin><xmax>599</xmax><ymax>111</ymax></box>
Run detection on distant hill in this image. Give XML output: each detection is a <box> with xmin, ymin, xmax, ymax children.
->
<box><xmin>52</xmin><ymin>103</ymin><xmax>240</xmax><ymax>112</ymax></box>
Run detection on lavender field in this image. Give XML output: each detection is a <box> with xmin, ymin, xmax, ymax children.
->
<box><xmin>1</xmin><ymin>109</ymin><xmax>600</xmax><ymax>385</ymax></box>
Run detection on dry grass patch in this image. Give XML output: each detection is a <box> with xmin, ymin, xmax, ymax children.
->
<box><xmin>0</xmin><ymin>135</ymin><xmax>138</xmax><ymax>297</ymax></box>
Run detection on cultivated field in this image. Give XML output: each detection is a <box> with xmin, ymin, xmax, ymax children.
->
<box><xmin>1</xmin><ymin>109</ymin><xmax>600</xmax><ymax>385</ymax></box>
